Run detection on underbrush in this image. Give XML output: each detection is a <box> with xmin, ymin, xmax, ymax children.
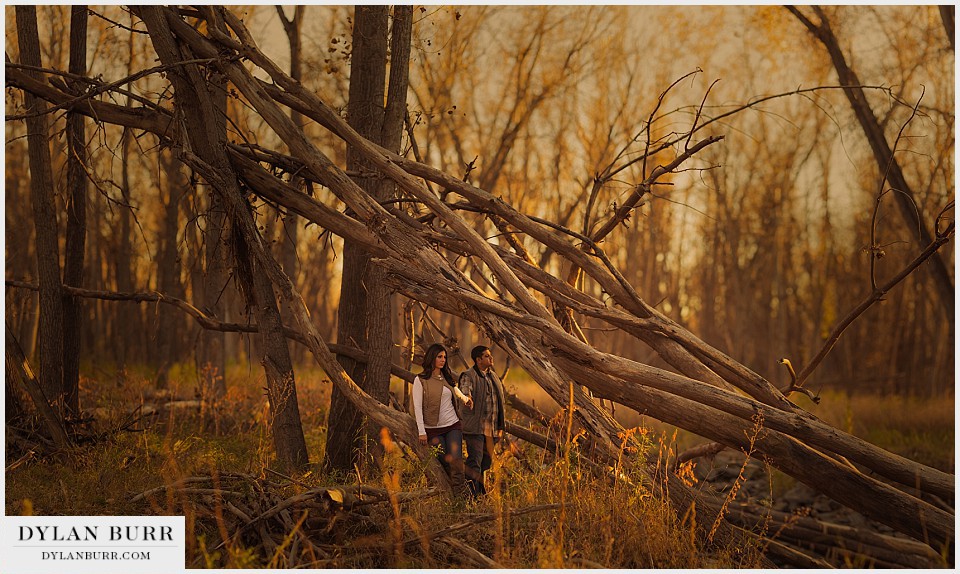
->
<box><xmin>6</xmin><ymin>362</ymin><xmax>766</xmax><ymax>568</ymax></box>
<box><xmin>12</xmin><ymin>362</ymin><xmax>949</xmax><ymax>567</ymax></box>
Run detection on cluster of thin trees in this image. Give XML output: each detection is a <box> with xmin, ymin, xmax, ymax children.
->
<box><xmin>4</xmin><ymin>5</ymin><xmax>954</xmax><ymax>565</ymax></box>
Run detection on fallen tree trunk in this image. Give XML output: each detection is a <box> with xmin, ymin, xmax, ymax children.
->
<box><xmin>724</xmin><ymin>501</ymin><xmax>945</xmax><ymax>568</ymax></box>
<box><xmin>433</xmin><ymin>536</ymin><xmax>502</xmax><ymax>568</ymax></box>
<box><xmin>224</xmin><ymin>150</ymin><xmax>954</xmax><ymax>504</ymax></box>
<box><xmin>254</xmin><ymin>80</ymin><xmax>807</xmax><ymax>409</ymax></box>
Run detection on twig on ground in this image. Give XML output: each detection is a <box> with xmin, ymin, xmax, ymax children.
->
<box><xmin>434</xmin><ymin>535</ymin><xmax>502</xmax><ymax>568</ymax></box>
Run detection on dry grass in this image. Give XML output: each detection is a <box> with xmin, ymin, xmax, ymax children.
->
<box><xmin>8</xmin><ymin>361</ymin><xmax>947</xmax><ymax>568</ymax></box>
<box><xmin>803</xmin><ymin>390</ymin><xmax>955</xmax><ymax>472</ymax></box>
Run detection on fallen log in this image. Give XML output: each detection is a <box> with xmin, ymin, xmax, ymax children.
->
<box><xmin>358</xmin><ymin>503</ymin><xmax>563</xmax><ymax>550</ymax></box>
<box><xmin>725</xmin><ymin>500</ymin><xmax>946</xmax><ymax>568</ymax></box>
<box><xmin>753</xmin><ymin>533</ymin><xmax>835</xmax><ymax>569</ymax></box>
<box><xmin>551</xmin><ymin>354</ymin><xmax>953</xmax><ymax>549</ymax></box>
<box><xmin>134</xmin><ymin>472</ymin><xmax>448</xmax><ymax>566</ymax></box>
<box><xmin>231</xmin><ymin>144</ymin><xmax>955</xmax><ymax>504</ymax></box>
<box><xmin>505</xmin><ymin>419</ymin><xmax>792</xmax><ymax>567</ymax></box>
<box><xmin>244</xmin><ymin>484</ymin><xmax>441</xmax><ymax>527</ymax></box>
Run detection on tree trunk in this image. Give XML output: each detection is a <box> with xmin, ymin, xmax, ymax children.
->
<box><xmin>197</xmin><ymin>74</ymin><xmax>229</xmax><ymax>399</ymax></box>
<box><xmin>61</xmin><ymin>5</ymin><xmax>88</xmax><ymax>416</ymax></box>
<box><xmin>276</xmin><ymin>7</ymin><xmax>305</xmax><ymax>361</ymax></box>
<box><xmin>16</xmin><ymin>5</ymin><xmax>64</xmax><ymax>409</ymax></box>
<box><xmin>155</xmin><ymin>150</ymin><xmax>187</xmax><ymax>388</ymax></box>
<box><xmin>233</xmin><ymin>227</ymin><xmax>310</xmax><ymax>469</ymax></box>
<box><xmin>6</xmin><ymin>323</ymin><xmax>71</xmax><ymax>449</ymax></box>
<box><xmin>138</xmin><ymin>6</ymin><xmax>309</xmax><ymax>469</ymax></box>
<box><xmin>325</xmin><ymin>5</ymin><xmax>411</xmax><ymax>473</ymax></box>
<box><xmin>940</xmin><ymin>5</ymin><xmax>955</xmax><ymax>50</ymax></box>
<box><xmin>115</xmin><ymin>41</ymin><xmax>137</xmax><ymax>367</ymax></box>
<box><xmin>199</xmin><ymin>195</ymin><xmax>228</xmax><ymax>396</ymax></box>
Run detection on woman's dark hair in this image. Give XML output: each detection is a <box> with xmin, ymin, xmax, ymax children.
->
<box><xmin>421</xmin><ymin>343</ymin><xmax>455</xmax><ymax>384</ymax></box>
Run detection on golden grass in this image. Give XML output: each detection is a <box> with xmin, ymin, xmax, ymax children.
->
<box><xmin>7</xmin><ymin>360</ymin><xmax>949</xmax><ymax>568</ymax></box>
<box><xmin>801</xmin><ymin>390</ymin><xmax>955</xmax><ymax>472</ymax></box>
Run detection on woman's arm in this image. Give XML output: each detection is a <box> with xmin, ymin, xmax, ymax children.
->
<box><xmin>412</xmin><ymin>376</ymin><xmax>427</xmax><ymax>441</ymax></box>
<box><xmin>452</xmin><ymin>385</ymin><xmax>473</xmax><ymax>408</ymax></box>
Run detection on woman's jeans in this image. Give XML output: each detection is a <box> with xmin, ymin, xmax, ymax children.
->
<box><xmin>429</xmin><ymin>428</ymin><xmax>465</xmax><ymax>493</ymax></box>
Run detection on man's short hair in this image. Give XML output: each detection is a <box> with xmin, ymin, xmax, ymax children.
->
<box><xmin>471</xmin><ymin>345</ymin><xmax>490</xmax><ymax>363</ymax></box>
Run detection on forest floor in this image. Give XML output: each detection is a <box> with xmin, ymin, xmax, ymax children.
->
<box><xmin>5</xmin><ymin>361</ymin><xmax>954</xmax><ymax>568</ymax></box>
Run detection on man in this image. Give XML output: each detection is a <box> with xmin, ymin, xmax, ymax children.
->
<box><xmin>458</xmin><ymin>345</ymin><xmax>505</xmax><ymax>497</ymax></box>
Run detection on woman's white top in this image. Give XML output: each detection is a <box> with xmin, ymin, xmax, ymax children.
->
<box><xmin>412</xmin><ymin>375</ymin><xmax>468</xmax><ymax>436</ymax></box>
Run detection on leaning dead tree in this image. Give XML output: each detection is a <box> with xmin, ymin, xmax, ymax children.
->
<box><xmin>6</xmin><ymin>6</ymin><xmax>953</xmax><ymax>566</ymax></box>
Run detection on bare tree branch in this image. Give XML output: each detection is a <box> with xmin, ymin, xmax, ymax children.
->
<box><xmin>6</xmin><ymin>59</ymin><xmax>217</xmax><ymax>122</ymax></box>
<box><xmin>796</xmin><ymin>221</ymin><xmax>955</xmax><ymax>387</ymax></box>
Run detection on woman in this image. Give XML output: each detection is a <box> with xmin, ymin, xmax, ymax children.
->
<box><xmin>412</xmin><ymin>343</ymin><xmax>473</xmax><ymax>494</ymax></box>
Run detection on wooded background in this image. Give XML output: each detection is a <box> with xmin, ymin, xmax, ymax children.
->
<box><xmin>6</xmin><ymin>6</ymin><xmax>953</xmax><ymax>399</ymax></box>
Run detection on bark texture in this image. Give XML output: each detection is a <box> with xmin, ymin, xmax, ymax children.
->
<box><xmin>16</xmin><ymin>6</ymin><xmax>64</xmax><ymax>408</ymax></box>
<box><xmin>62</xmin><ymin>4</ymin><xmax>88</xmax><ymax>415</ymax></box>
<box><xmin>325</xmin><ymin>5</ymin><xmax>412</xmax><ymax>473</ymax></box>
<box><xmin>155</xmin><ymin>150</ymin><xmax>187</xmax><ymax>388</ymax></box>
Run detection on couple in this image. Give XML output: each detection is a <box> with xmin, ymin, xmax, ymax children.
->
<box><xmin>412</xmin><ymin>343</ymin><xmax>505</xmax><ymax>497</ymax></box>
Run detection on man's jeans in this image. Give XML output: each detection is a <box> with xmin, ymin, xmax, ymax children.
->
<box><xmin>429</xmin><ymin>428</ymin><xmax>465</xmax><ymax>492</ymax></box>
<box><xmin>464</xmin><ymin>433</ymin><xmax>497</xmax><ymax>496</ymax></box>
